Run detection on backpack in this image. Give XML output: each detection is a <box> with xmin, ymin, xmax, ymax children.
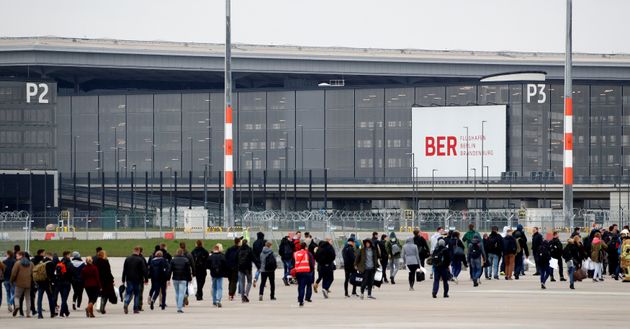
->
<box><xmin>195</xmin><ymin>253</ymin><xmax>208</xmax><ymax>271</ymax></box>
<box><xmin>55</xmin><ymin>262</ymin><xmax>67</xmax><ymax>279</ymax></box>
<box><xmin>491</xmin><ymin>236</ymin><xmax>501</xmax><ymax>252</ymax></box>
<box><xmin>539</xmin><ymin>241</ymin><xmax>551</xmax><ymax>260</ymax></box>
<box><xmin>431</xmin><ymin>247</ymin><xmax>447</xmax><ymax>267</ymax></box>
<box><xmin>33</xmin><ymin>261</ymin><xmax>49</xmax><ymax>282</ymax></box>
<box><xmin>515</xmin><ymin>238</ymin><xmax>523</xmax><ymax>254</ymax></box>
<box><xmin>264</xmin><ymin>253</ymin><xmax>277</xmax><ymax>271</ymax></box>
<box><xmin>469</xmin><ymin>239</ymin><xmax>482</xmax><ymax>259</ymax></box>
<box><xmin>391</xmin><ymin>241</ymin><xmax>402</xmax><ymax>257</ymax></box>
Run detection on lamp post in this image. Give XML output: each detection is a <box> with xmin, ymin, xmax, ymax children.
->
<box><xmin>483</xmin><ymin>166</ymin><xmax>490</xmax><ymax>210</ymax></box>
<box><xmin>481</xmin><ymin>120</ymin><xmax>486</xmax><ymax>183</ymax></box>
<box><xmin>224</xmin><ymin>0</ymin><xmax>235</xmax><ymax>227</ymax></box>
<box><xmin>432</xmin><ymin>169</ymin><xmax>439</xmax><ymax>209</ymax></box>
<box><xmin>471</xmin><ymin>168</ymin><xmax>477</xmax><ymax>210</ymax></box>
<box><xmin>406</xmin><ymin>152</ymin><xmax>416</xmax><ymax>211</ymax></box>
<box><xmin>188</xmin><ymin>137</ymin><xmax>194</xmax><ymax>174</ymax></box>
<box><xmin>166</xmin><ymin>166</ymin><xmax>173</xmax><ymax>230</ymax></box>
<box><xmin>371</xmin><ymin>128</ymin><xmax>376</xmax><ymax>183</ymax></box>
<box><xmin>464</xmin><ymin>126</ymin><xmax>469</xmax><ymax>182</ymax></box>
<box><xmin>298</xmin><ymin>124</ymin><xmax>304</xmax><ymax>178</ymax></box>
<box><xmin>73</xmin><ymin>135</ymin><xmax>79</xmax><ymax>175</ymax></box>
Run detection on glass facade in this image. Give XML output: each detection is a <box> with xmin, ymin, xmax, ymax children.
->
<box><xmin>43</xmin><ymin>83</ymin><xmax>629</xmax><ymax>185</ymax></box>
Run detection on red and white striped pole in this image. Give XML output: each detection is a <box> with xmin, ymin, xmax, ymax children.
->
<box><xmin>563</xmin><ymin>0</ymin><xmax>573</xmax><ymax>228</ymax></box>
<box><xmin>224</xmin><ymin>0</ymin><xmax>234</xmax><ymax>227</ymax></box>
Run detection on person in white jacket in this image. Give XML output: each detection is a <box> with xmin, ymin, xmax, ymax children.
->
<box><xmin>429</xmin><ymin>227</ymin><xmax>445</xmax><ymax>279</ymax></box>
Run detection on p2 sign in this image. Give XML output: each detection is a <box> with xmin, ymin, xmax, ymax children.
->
<box><xmin>26</xmin><ymin>82</ymin><xmax>50</xmax><ymax>104</ymax></box>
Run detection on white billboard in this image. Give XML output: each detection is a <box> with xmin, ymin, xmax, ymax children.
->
<box><xmin>411</xmin><ymin>105</ymin><xmax>506</xmax><ymax>177</ymax></box>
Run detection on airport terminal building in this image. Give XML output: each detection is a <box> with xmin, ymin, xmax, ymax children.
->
<box><xmin>1</xmin><ymin>37</ymin><xmax>630</xmax><ymax>214</ymax></box>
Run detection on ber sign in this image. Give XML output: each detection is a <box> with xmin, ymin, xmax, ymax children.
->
<box><xmin>411</xmin><ymin>105</ymin><xmax>506</xmax><ymax>177</ymax></box>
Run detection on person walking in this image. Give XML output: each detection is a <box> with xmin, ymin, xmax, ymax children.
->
<box><xmin>385</xmin><ymin>232</ymin><xmax>402</xmax><ymax>284</ymax></box>
<box><xmin>94</xmin><ymin>250</ymin><xmax>114</xmax><ymax>314</ymax></box>
<box><xmin>487</xmin><ymin>226</ymin><xmax>504</xmax><ymax>280</ymax></box>
<box><xmin>252</xmin><ymin>232</ymin><xmax>266</xmax><ymax>289</ymax></box>
<box><xmin>208</xmin><ymin>244</ymin><xmax>227</xmax><ymax>307</ymax></box>
<box><xmin>278</xmin><ymin>235</ymin><xmax>294</xmax><ymax>286</ymax></box>
<box><xmin>591</xmin><ymin>232</ymin><xmax>608</xmax><ymax>282</ymax></box>
<box><xmin>531</xmin><ymin>227</ymin><xmax>543</xmax><ymax>276</ymax></box>
<box><xmin>55</xmin><ymin>251</ymin><xmax>74</xmax><ymax>317</ymax></box>
<box><xmin>537</xmin><ymin>240</ymin><xmax>552</xmax><ymax>289</ymax></box>
<box><xmin>605</xmin><ymin>226</ymin><xmax>621</xmax><ymax>280</ymax></box>
<box><xmin>378</xmin><ymin>234</ymin><xmax>389</xmax><ymax>283</ymax></box>
<box><xmin>402</xmin><ymin>237</ymin><xmax>421</xmax><ymax>290</ymax></box>
<box><xmin>170</xmin><ymin>248</ymin><xmax>192</xmax><ymax>313</ymax></box>
<box><xmin>224</xmin><ymin>237</ymin><xmax>241</xmax><ymax>301</ymax></box>
<box><xmin>355</xmin><ymin>239</ymin><xmax>379</xmax><ymax>300</ymax></box>
<box><xmin>237</xmin><ymin>239</ymin><xmax>254</xmax><ymax>303</ymax></box>
<box><xmin>148</xmin><ymin>250</ymin><xmax>170</xmax><ymax>311</ymax></box>
<box><xmin>293</xmin><ymin>242</ymin><xmax>314</xmax><ymax>307</ymax></box>
<box><xmin>413</xmin><ymin>229</ymin><xmax>430</xmax><ymax>267</ymax></box>
<box><xmin>467</xmin><ymin>235</ymin><xmax>484</xmax><ymax>287</ymax></box>
<box><xmin>314</xmin><ymin>238</ymin><xmax>336</xmax><ymax>298</ymax></box>
<box><xmin>80</xmin><ymin>256</ymin><xmax>101</xmax><ymax>318</ymax></box>
<box><xmin>70</xmin><ymin>251</ymin><xmax>86</xmax><ymax>311</ymax></box>
<box><xmin>10</xmin><ymin>251</ymin><xmax>33</xmax><ymax>318</ymax></box>
<box><xmin>503</xmin><ymin>229</ymin><xmax>517</xmax><ymax>280</ymax></box>
<box><xmin>3</xmin><ymin>250</ymin><xmax>16</xmax><ymax>313</ymax></box>
<box><xmin>258</xmin><ymin>241</ymin><xmax>277</xmax><ymax>301</ymax></box>
<box><xmin>191</xmin><ymin>240</ymin><xmax>209</xmax><ymax>301</ymax></box>
<box><xmin>549</xmin><ymin>231</ymin><xmax>566</xmax><ymax>282</ymax></box>
<box><xmin>32</xmin><ymin>251</ymin><xmax>55</xmax><ymax>318</ymax></box>
<box><xmin>342</xmin><ymin>238</ymin><xmax>358</xmax><ymax>298</ymax></box>
<box><xmin>563</xmin><ymin>236</ymin><xmax>585</xmax><ymax>290</ymax></box>
<box><xmin>431</xmin><ymin>239</ymin><xmax>451</xmax><ymax>298</ymax></box>
<box><xmin>448</xmin><ymin>231</ymin><xmax>467</xmax><ymax>283</ymax></box>
<box><xmin>513</xmin><ymin>230</ymin><xmax>530</xmax><ymax>280</ymax></box>
<box><xmin>121</xmin><ymin>246</ymin><xmax>148</xmax><ymax>314</ymax></box>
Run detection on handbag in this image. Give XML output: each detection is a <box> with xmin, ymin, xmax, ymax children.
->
<box><xmin>188</xmin><ymin>280</ymin><xmax>198</xmax><ymax>296</ymax></box>
<box><xmin>350</xmin><ymin>272</ymin><xmax>364</xmax><ymax>286</ymax></box>
<box><xmin>415</xmin><ymin>270</ymin><xmax>425</xmax><ymax>282</ymax></box>
<box><xmin>574</xmin><ymin>268</ymin><xmax>587</xmax><ymax>281</ymax></box>
<box><xmin>374</xmin><ymin>268</ymin><xmax>383</xmax><ymax>282</ymax></box>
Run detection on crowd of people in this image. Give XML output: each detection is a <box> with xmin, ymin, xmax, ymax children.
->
<box><xmin>0</xmin><ymin>223</ymin><xmax>629</xmax><ymax>317</ymax></box>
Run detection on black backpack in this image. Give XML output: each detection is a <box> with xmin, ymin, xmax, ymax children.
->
<box><xmin>539</xmin><ymin>241</ymin><xmax>551</xmax><ymax>260</ymax></box>
<box><xmin>431</xmin><ymin>247</ymin><xmax>447</xmax><ymax>267</ymax></box>
<box><xmin>470</xmin><ymin>239</ymin><xmax>482</xmax><ymax>259</ymax></box>
<box><xmin>264</xmin><ymin>253</ymin><xmax>277</xmax><ymax>271</ymax></box>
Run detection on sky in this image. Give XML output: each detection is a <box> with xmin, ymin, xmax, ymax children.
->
<box><xmin>1</xmin><ymin>0</ymin><xmax>628</xmax><ymax>54</ymax></box>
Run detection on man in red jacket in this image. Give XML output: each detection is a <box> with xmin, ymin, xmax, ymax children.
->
<box><xmin>293</xmin><ymin>242</ymin><xmax>314</xmax><ymax>307</ymax></box>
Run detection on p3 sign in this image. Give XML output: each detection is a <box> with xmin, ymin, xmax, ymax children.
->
<box><xmin>526</xmin><ymin>84</ymin><xmax>546</xmax><ymax>104</ymax></box>
<box><xmin>25</xmin><ymin>82</ymin><xmax>50</xmax><ymax>104</ymax></box>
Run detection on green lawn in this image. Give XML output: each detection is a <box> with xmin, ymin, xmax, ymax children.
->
<box><xmin>30</xmin><ymin>239</ymin><xmax>233</xmax><ymax>257</ymax></box>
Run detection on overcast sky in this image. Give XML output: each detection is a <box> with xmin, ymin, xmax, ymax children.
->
<box><xmin>1</xmin><ymin>0</ymin><xmax>628</xmax><ymax>54</ymax></box>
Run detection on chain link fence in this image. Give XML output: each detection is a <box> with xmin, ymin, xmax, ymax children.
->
<box><xmin>0</xmin><ymin>211</ymin><xmax>32</xmax><ymax>253</ymax></box>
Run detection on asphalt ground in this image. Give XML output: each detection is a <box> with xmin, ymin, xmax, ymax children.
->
<box><xmin>2</xmin><ymin>257</ymin><xmax>627</xmax><ymax>328</ymax></box>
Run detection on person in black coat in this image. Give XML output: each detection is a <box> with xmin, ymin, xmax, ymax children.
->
<box><xmin>121</xmin><ymin>246</ymin><xmax>147</xmax><ymax>314</ymax></box>
<box><xmin>342</xmin><ymin>238</ymin><xmax>358</xmax><ymax>297</ymax></box>
<box><xmin>207</xmin><ymin>244</ymin><xmax>227</xmax><ymax>307</ymax></box>
<box><xmin>224</xmin><ymin>237</ymin><xmax>241</xmax><ymax>301</ymax></box>
<box><xmin>549</xmin><ymin>231</ymin><xmax>566</xmax><ymax>282</ymax></box>
<box><xmin>531</xmin><ymin>227</ymin><xmax>543</xmax><ymax>275</ymax></box>
<box><xmin>315</xmin><ymin>238</ymin><xmax>336</xmax><ymax>298</ymax></box>
<box><xmin>413</xmin><ymin>229</ymin><xmax>430</xmax><ymax>267</ymax></box>
<box><xmin>191</xmin><ymin>240</ymin><xmax>209</xmax><ymax>301</ymax></box>
<box><xmin>378</xmin><ymin>235</ymin><xmax>389</xmax><ymax>283</ymax></box>
<box><xmin>237</xmin><ymin>239</ymin><xmax>254</xmax><ymax>303</ymax></box>
<box><xmin>252</xmin><ymin>232</ymin><xmax>266</xmax><ymax>288</ymax></box>
<box><xmin>503</xmin><ymin>230</ymin><xmax>518</xmax><ymax>280</ymax></box>
<box><xmin>169</xmin><ymin>249</ymin><xmax>192</xmax><ymax>313</ymax></box>
<box><xmin>486</xmin><ymin>227</ymin><xmax>504</xmax><ymax>280</ymax></box>
<box><xmin>278</xmin><ymin>236</ymin><xmax>295</xmax><ymax>286</ymax></box>
<box><xmin>148</xmin><ymin>251</ymin><xmax>170</xmax><ymax>310</ymax></box>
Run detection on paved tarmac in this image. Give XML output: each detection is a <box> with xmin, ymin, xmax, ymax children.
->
<box><xmin>3</xmin><ymin>257</ymin><xmax>627</xmax><ymax>328</ymax></box>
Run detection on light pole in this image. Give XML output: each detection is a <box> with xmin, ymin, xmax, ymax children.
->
<box><xmin>188</xmin><ymin>137</ymin><xmax>194</xmax><ymax>174</ymax></box>
<box><xmin>298</xmin><ymin>124</ymin><xmax>304</xmax><ymax>178</ymax></box>
<box><xmin>166</xmin><ymin>166</ymin><xmax>173</xmax><ymax>230</ymax></box>
<box><xmin>464</xmin><ymin>126</ymin><xmax>469</xmax><ymax>182</ymax></box>
<box><xmin>371</xmin><ymin>128</ymin><xmax>376</xmax><ymax>183</ymax></box>
<box><xmin>483</xmin><ymin>166</ymin><xmax>489</xmax><ymax>210</ymax></box>
<box><xmin>406</xmin><ymin>152</ymin><xmax>415</xmax><ymax>211</ymax></box>
<box><xmin>283</xmin><ymin>132</ymin><xmax>289</xmax><ymax>210</ymax></box>
<box><xmin>432</xmin><ymin>169</ymin><xmax>438</xmax><ymax>209</ymax></box>
<box><xmin>471</xmin><ymin>168</ymin><xmax>477</xmax><ymax>210</ymax></box>
<box><xmin>73</xmin><ymin>135</ymin><xmax>79</xmax><ymax>175</ymax></box>
<box><xmin>481</xmin><ymin>120</ymin><xmax>486</xmax><ymax>183</ymax></box>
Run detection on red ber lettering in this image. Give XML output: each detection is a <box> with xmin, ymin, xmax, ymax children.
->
<box><xmin>425</xmin><ymin>136</ymin><xmax>458</xmax><ymax>156</ymax></box>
